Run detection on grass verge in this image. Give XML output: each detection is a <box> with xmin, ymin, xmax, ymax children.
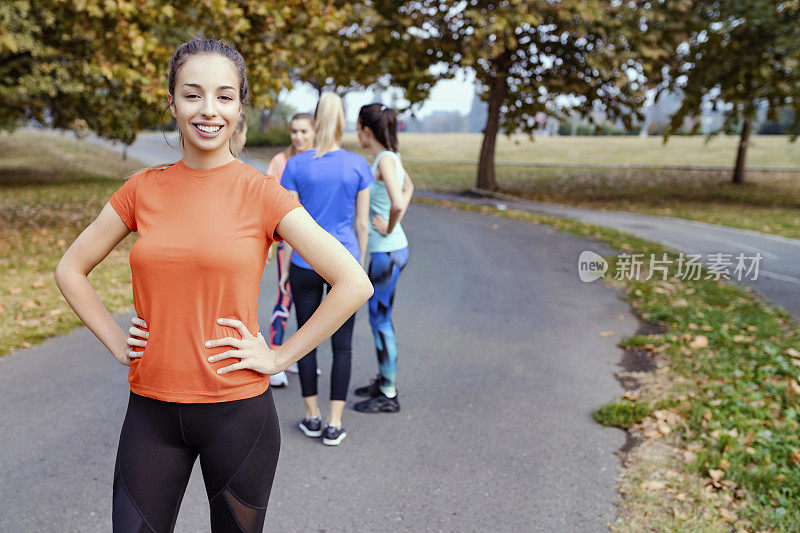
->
<box><xmin>0</xmin><ymin>131</ymin><xmax>141</xmax><ymax>356</ymax></box>
<box><xmin>414</xmin><ymin>196</ymin><xmax>800</xmax><ymax>531</ymax></box>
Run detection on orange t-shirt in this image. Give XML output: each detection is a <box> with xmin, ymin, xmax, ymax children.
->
<box><xmin>109</xmin><ymin>159</ymin><xmax>301</xmax><ymax>403</ymax></box>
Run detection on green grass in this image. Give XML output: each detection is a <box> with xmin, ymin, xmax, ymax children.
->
<box><xmin>416</xmin><ymin>197</ymin><xmax>800</xmax><ymax>531</ymax></box>
<box><xmin>0</xmin><ymin>130</ymin><xmax>141</xmax><ymax>355</ymax></box>
<box><xmin>594</xmin><ymin>399</ymin><xmax>655</xmax><ymax>429</ymax></box>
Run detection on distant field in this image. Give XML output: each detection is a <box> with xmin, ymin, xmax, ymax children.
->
<box><xmin>247</xmin><ymin>133</ymin><xmax>800</xmax><ymax>239</ymax></box>
<box><xmin>250</xmin><ymin>133</ymin><xmax>800</xmax><ymax>168</ymax></box>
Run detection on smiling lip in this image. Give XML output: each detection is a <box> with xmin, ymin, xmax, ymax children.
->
<box><xmin>192</xmin><ymin>123</ymin><xmax>224</xmax><ymax>138</ymax></box>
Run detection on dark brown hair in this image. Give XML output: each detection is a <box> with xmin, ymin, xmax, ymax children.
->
<box><xmin>358</xmin><ymin>103</ymin><xmax>398</xmax><ymax>152</ymax></box>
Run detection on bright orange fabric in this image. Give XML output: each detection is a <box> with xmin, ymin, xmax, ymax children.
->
<box><xmin>109</xmin><ymin>159</ymin><xmax>301</xmax><ymax>403</ymax></box>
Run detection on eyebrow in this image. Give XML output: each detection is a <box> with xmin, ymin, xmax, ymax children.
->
<box><xmin>182</xmin><ymin>83</ymin><xmax>237</xmax><ymax>91</ymax></box>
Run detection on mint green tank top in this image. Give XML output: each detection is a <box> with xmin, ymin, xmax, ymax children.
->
<box><xmin>368</xmin><ymin>151</ymin><xmax>409</xmax><ymax>253</ymax></box>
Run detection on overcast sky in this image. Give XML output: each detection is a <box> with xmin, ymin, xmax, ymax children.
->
<box><xmin>281</xmin><ymin>70</ymin><xmax>478</xmax><ymax>122</ymax></box>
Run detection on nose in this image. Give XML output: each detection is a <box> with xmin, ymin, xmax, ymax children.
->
<box><xmin>200</xmin><ymin>96</ymin><xmax>217</xmax><ymax>118</ymax></box>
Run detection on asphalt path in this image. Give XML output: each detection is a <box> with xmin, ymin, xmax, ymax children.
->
<box><xmin>0</xmin><ymin>171</ymin><xmax>636</xmax><ymax>530</ymax></box>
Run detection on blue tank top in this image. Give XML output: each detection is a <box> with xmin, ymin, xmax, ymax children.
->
<box><xmin>368</xmin><ymin>151</ymin><xmax>408</xmax><ymax>253</ymax></box>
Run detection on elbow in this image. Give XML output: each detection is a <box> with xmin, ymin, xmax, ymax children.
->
<box><xmin>53</xmin><ymin>259</ymin><xmax>67</xmax><ymax>292</ymax></box>
<box><xmin>357</xmin><ymin>271</ymin><xmax>374</xmax><ymax>302</ymax></box>
<box><xmin>389</xmin><ymin>205</ymin><xmax>403</xmax><ymax>217</ymax></box>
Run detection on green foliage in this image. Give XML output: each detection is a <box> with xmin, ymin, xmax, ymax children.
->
<box><xmin>0</xmin><ymin>1</ymin><xmax>350</xmax><ymax>142</ymax></box>
<box><xmin>658</xmin><ymin>1</ymin><xmax>800</xmax><ymax>141</ymax></box>
<box><xmin>245</xmin><ymin>126</ymin><xmax>290</xmax><ymax>147</ymax></box>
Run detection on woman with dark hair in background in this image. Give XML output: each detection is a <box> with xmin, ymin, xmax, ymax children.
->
<box><xmin>280</xmin><ymin>93</ymin><xmax>373</xmax><ymax>445</ymax></box>
<box><xmin>265</xmin><ymin>112</ymin><xmax>315</xmax><ymax>388</ymax></box>
<box><xmin>353</xmin><ymin>103</ymin><xmax>414</xmax><ymax>413</ymax></box>
<box><xmin>54</xmin><ymin>39</ymin><xmax>372</xmax><ymax>530</ymax></box>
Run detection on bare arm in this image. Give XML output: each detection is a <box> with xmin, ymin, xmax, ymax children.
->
<box><xmin>273</xmin><ymin>207</ymin><xmax>373</xmax><ymax>369</ymax></box>
<box><xmin>354</xmin><ymin>187</ymin><xmax>370</xmax><ymax>268</ymax></box>
<box><xmin>278</xmin><ymin>191</ymin><xmax>299</xmax><ymax>294</ymax></box>
<box><xmin>54</xmin><ymin>203</ymin><xmax>134</xmax><ymax>365</ymax></box>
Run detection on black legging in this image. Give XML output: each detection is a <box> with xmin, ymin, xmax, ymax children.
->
<box><xmin>289</xmin><ymin>263</ymin><xmax>355</xmax><ymax>401</ymax></box>
<box><xmin>113</xmin><ymin>389</ymin><xmax>280</xmax><ymax>532</ymax></box>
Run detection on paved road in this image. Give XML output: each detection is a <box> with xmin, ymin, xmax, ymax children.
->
<box><xmin>419</xmin><ymin>190</ymin><xmax>800</xmax><ymax>319</ymax></box>
<box><xmin>0</xmin><ymin>197</ymin><xmax>635</xmax><ymax>530</ymax></box>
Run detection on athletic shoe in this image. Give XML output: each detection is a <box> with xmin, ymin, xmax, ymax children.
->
<box><xmin>270</xmin><ymin>371</ymin><xmax>288</xmax><ymax>387</ymax></box>
<box><xmin>299</xmin><ymin>415</ymin><xmax>323</xmax><ymax>438</ymax></box>
<box><xmin>354</xmin><ymin>376</ymin><xmax>382</xmax><ymax>397</ymax></box>
<box><xmin>286</xmin><ymin>362</ymin><xmax>299</xmax><ymax>374</ymax></box>
<box><xmin>353</xmin><ymin>393</ymin><xmax>400</xmax><ymax>413</ymax></box>
<box><xmin>322</xmin><ymin>424</ymin><xmax>347</xmax><ymax>446</ymax></box>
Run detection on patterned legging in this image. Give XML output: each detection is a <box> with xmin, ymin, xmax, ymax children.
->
<box><xmin>368</xmin><ymin>246</ymin><xmax>409</xmax><ymax>395</ymax></box>
<box><xmin>269</xmin><ymin>242</ymin><xmax>293</xmax><ymax>349</ymax></box>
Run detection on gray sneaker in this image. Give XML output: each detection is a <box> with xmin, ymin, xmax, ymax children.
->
<box><xmin>299</xmin><ymin>416</ymin><xmax>323</xmax><ymax>438</ymax></box>
<box><xmin>322</xmin><ymin>424</ymin><xmax>347</xmax><ymax>446</ymax></box>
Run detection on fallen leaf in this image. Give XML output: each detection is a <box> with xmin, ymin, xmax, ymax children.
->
<box><xmin>719</xmin><ymin>508</ymin><xmax>738</xmax><ymax>522</ymax></box>
<box><xmin>599</xmin><ymin>331</ymin><xmax>614</xmax><ymax>337</ymax></box>
<box><xmin>9</xmin><ymin>287</ymin><xmax>22</xmax><ymax>295</ymax></box>
<box><xmin>21</xmin><ymin>299</ymin><xmax>38</xmax><ymax>311</ymax></box>
<box><xmin>657</xmin><ymin>421</ymin><xmax>671</xmax><ymax>435</ymax></box>
<box><xmin>48</xmin><ymin>309</ymin><xmax>65</xmax><ymax>316</ymax></box>
<box><xmin>689</xmin><ymin>335</ymin><xmax>709</xmax><ymax>349</ymax></box>
<box><xmin>791</xmin><ymin>449</ymin><xmax>800</xmax><ymax>467</ymax></box>
<box><xmin>709</xmin><ymin>469</ymin><xmax>725</xmax><ymax>482</ymax></box>
<box><xmin>640</xmin><ymin>480</ymin><xmax>666</xmax><ymax>490</ymax></box>
<box><xmin>786</xmin><ymin>348</ymin><xmax>800</xmax><ymax>358</ymax></box>
<box><xmin>787</xmin><ymin>381</ymin><xmax>800</xmax><ymax>399</ymax></box>
<box><xmin>31</xmin><ymin>279</ymin><xmax>46</xmax><ymax>288</ymax></box>
<box><xmin>673</xmin><ymin>298</ymin><xmax>688</xmax><ymax>307</ymax></box>
<box><xmin>683</xmin><ymin>451</ymin><xmax>698</xmax><ymax>464</ymax></box>
<box><xmin>17</xmin><ymin>318</ymin><xmax>42</xmax><ymax>328</ymax></box>
<box><xmin>719</xmin><ymin>458</ymin><xmax>731</xmax><ymax>471</ymax></box>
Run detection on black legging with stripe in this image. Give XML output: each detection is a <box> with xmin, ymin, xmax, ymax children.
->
<box><xmin>112</xmin><ymin>389</ymin><xmax>280</xmax><ymax>532</ymax></box>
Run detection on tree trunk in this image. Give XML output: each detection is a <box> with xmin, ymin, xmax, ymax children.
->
<box><xmin>476</xmin><ymin>61</ymin><xmax>509</xmax><ymax>191</ymax></box>
<box><xmin>732</xmin><ymin>118</ymin><xmax>751</xmax><ymax>184</ymax></box>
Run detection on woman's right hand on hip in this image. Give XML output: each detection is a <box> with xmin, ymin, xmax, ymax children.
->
<box><xmin>121</xmin><ymin>316</ymin><xmax>148</xmax><ymax>365</ymax></box>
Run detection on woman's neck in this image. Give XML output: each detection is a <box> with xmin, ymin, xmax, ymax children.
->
<box><xmin>368</xmin><ymin>142</ymin><xmax>388</xmax><ymax>158</ymax></box>
<box><xmin>182</xmin><ymin>144</ymin><xmax>235</xmax><ymax>170</ymax></box>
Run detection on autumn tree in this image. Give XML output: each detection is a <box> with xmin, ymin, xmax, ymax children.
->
<box><xmin>656</xmin><ymin>0</ymin><xmax>800</xmax><ymax>184</ymax></box>
<box><xmin>376</xmin><ymin>1</ymin><xmax>688</xmax><ymax>191</ymax></box>
<box><xmin>0</xmin><ymin>1</ymin><xmax>347</xmax><ymax>143</ymax></box>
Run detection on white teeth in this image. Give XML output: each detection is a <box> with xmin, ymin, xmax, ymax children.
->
<box><xmin>195</xmin><ymin>124</ymin><xmax>222</xmax><ymax>133</ymax></box>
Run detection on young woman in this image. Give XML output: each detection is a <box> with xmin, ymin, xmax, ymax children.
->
<box><xmin>54</xmin><ymin>39</ymin><xmax>372</xmax><ymax>531</ymax></box>
<box><xmin>279</xmin><ymin>92</ymin><xmax>372</xmax><ymax>445</ymax></box>
<box><xmin>353</xmin><ymin>103</ymin><xmax>414</xmax><ymax>413</ymax></box>
<box><xmin>265</xmin><ymin>113</ymin><xmax>315</xmax><ymax>388</ymax></box>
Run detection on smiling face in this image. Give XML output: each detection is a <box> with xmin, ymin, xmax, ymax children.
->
<box><xmin>289</xmin><ymin>117</ymin><xmax>314</xmax><ymax>153</ymax></box>
<box><xmin>168</xmin><ymin>54</ymin><xmax>242</xmax><ymax>163</ymax></box>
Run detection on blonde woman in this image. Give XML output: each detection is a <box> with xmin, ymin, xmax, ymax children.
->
<box><xmin>265</xmin><ymin>112</ymin><xmax>314</xmax><ymax>387</ymax></box>
<box><xmin>279</xmin><ymin>93</ymin><xmax>372</xmax><ymax>445</ymax></box>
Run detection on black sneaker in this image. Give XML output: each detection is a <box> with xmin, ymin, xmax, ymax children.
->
<box><xmin>322</xmin><ymin>424</ymin><xmax>347</xmax><ymax>446</ymax></box>
<box><xmin>354</xmin><ymin>376</ymin><xmax>382</xmax><ymax>397</ymax></box>
<box><xmin>353</xmin><ymin>393</ymin><xmax>400</xmax><ymax>413</ymax></box>
<box><xmin>299</xmin><ymin>416</ymin><xmax>323</xmax><ymax>438</ymax></box>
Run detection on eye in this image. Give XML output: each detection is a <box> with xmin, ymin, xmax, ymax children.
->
<box><xmin>184</xmin><ymin>93</ymin><xmax>200</xmax><ymax>99</ymax></box>
<box><xmin>219</xmin><ymin>95</ymin><xmax>234</xmax><ymax>101</ymax></box>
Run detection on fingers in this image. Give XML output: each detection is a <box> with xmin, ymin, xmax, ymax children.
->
<box><xmin>205</xmin><ymin>336</ymin><xmax>244</xmax><ymax>349</ymax></box>
<box><xmin>216</xmin><ymin>317</ymin><xmax>254</xmax><ymax>339</ymax></box>
<box><xmin>125</xmin><ymin>348</ymin><xmax>143</xmax><ymax>359</ymax></box>
<box><xmin>207</xmin><ymin>350</ymin><xmax>242</xmax><ymax>363</ymax></box>
<box><xmin>131</xmin><ymin>316</ymin><xmax>148</xmax><ymax>329</ymax></box>
<box><xmin>216</xmin><ymin>361</ymin><xmax>249</xmax><ymax>375</ymax></box>
<box><xmin>129</xmin><ymin>326</ymin><xmax>149</xmax><ymax>339</ymax></box>
<box><xmin>127</xmin><ymin>337</ymin><xmax>147</xmax><ymax>348</ymax></box>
